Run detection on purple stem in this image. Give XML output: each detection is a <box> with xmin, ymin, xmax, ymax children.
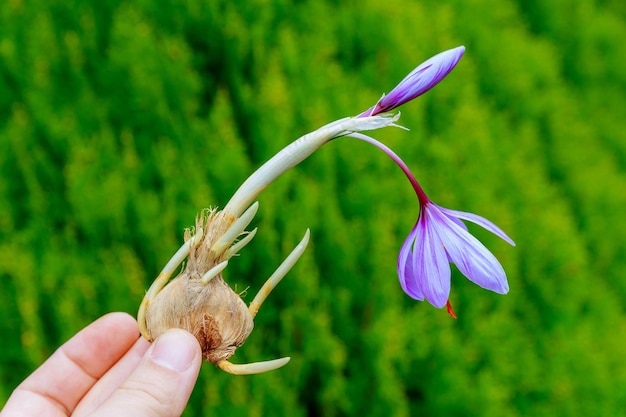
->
<box><xmin>346</xmin><ymin>132</ymin><xmax>430</xmax><ymax>206</ymax></box>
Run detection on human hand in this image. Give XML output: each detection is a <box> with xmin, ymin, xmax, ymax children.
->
<box><xmin>1</xmin><ymin>312</ymin><xmax>202</xmax><ymax>417</ymax></box>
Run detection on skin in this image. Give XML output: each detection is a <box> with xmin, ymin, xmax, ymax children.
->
<box><xmin>0</xmin><ymin>312</ymin><xmax>202</xmax><ymax>417</ymax></box>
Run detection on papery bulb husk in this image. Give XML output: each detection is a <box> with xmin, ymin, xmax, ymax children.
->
<box><xmin>144</xmin><ymin>209</ymin><xmax>255</xmax><ymax>363</ymax></box>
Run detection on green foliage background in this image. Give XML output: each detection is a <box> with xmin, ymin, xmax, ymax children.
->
<box><xmin>1</xmin><ymin>0</ymin><xmax>625</xmax><ymax>415</ymax></box>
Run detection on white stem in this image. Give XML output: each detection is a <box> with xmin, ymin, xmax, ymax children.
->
<box><xmin>222</xmin><ymin>114</ymin><xmax>400</xmax><ymax>218</ymax></box>
<box><xmin>249</xmin><ymin>229</ymin><xmax>310</xmax><ymax>318</ymax></box>
<box><xmin>225</xmin><ymin>227</ymin><xmax>257</xmax><ymax>259</ymax></box>
<box><xmin>201</xmin><ymin>260</ymin><xmax>229</xmax><ymax>285</ymax></box>
<box><xmin>211</xmin><ymin>201</ymin><xmax>259</xmax><ymax>256</ymax></box>
<box><xmin>217</xmin><ymin>357</ymin><xmax>291</xmax><ymax>375</ymax></box>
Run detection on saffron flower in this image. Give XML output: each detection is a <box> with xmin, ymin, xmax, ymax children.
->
<box><xmin>138</xmin><ymin>46</ymin><xmax>509</xmax><ymax>375</ymax></box>
<box><xmin>399</xmin><ymin>201</ymin><xmax>514</xmax><ymax>315</ymax></box>
<box><xmin>349</xmin><ymin>133</ymin><xmax>515</xmax><ymax>316</ymax></box>
<box><xmin>353</xmin><ymin>45</ymin><xmax>514</xmax><ymax>314</ymax></box>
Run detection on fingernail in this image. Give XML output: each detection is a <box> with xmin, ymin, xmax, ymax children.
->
<box><xmin>150</xmin><ymin>329</ymin><xmax>197</xmax><ymax>372</ymax></box>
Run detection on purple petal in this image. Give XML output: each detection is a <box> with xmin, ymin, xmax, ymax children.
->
<box><xmin>438</xmin><ymin>206</ymin><xmax>515</xmax><ymax>246</ymax></box>
<box><xmin>446</xmin><ymin>212</ymin><xmax>467</xmax><ymax>231</ymax></box>
<box><xmin>397</xmin><ymin>226</ymin><xmax>425</xmax><ymax>300</ymax></box>
<box><xmin>412</xmin><ymin>209</ymin><xmax>451</xmax><ymax>308</ymax></box>
<box><xmin>428</xmin><ymin>205</ymin><xmax>509</xmax><ymax>294</ymax></box>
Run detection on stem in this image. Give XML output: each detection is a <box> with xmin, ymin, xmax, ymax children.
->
<box><xmin>346</xmin><ymin>132</ymin><xmax>430</xmax><ymax>206</ymax></box>
<box><xmin>222</xmin><ymin>115</ymin><xmax>400</xmax><ymax>218</ymax></box>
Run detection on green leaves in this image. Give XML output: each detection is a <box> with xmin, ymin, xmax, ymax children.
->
<box><xmin>1</xmin><ymin>0</ymin><xmax>625</xmax><ymax>416</ymax></box>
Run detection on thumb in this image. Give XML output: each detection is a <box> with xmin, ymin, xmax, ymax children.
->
<box><xmin>90</xmin><ymin>329</ymin><xmax>202</xmax><ymax>417</ymax></box>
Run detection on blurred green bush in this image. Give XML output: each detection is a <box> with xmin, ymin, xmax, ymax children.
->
<box><xmin>1</xmin><ymin>0</ymin><xmax>625</xmax><ymax>415</ymax></box>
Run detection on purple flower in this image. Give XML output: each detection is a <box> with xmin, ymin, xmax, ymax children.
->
<box><xmin>349</xmin><ymin>133</ymin><xmax>514</xmax><ymax>316</ymax></box>
<box><xmin>351</xmin><ymin>46</ymin><xmax>513</xmax><ymax>316</ymax></box>
<box><xmin>358</xmin><ymin>46</ymin><xmax>465</xmax><ymax>117</ymax></box>
<box><xmin>398</xmin><ymin>202</ymin><xmax>515</xmax><ymax>312</ymax></box>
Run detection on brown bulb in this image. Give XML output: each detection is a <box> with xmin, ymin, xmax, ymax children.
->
<box><xmin>144</xmin><ymin>272</ymin><xmax>254</xmax><ymax>364</ymax></box>
<box><xmin>141</xmin><ymin>209</ymin><xmax>254</xmax><ymax>363</ymax></box>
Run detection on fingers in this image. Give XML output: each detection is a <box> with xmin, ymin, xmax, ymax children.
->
<box><xmin>72</xmin><ymin>337</ymin><xmax>150</xmax><ymax>416</ymax></box>
<box><xmin>88</xmin><ymin>329</ymin><xmax>201</xmax><ymax>417</ymax></box>
<box><xmin>1</xmin><ymin>312</ymin><xmax>139</xmax><ymax>417</ymax></box>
